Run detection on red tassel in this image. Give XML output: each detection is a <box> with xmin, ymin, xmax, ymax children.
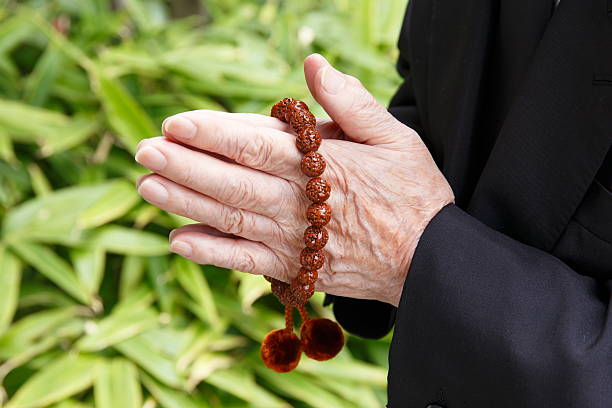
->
<box><xmin>300</xmin><ymin>318</ymin><xmax>344</xmax><ymax>361</ymax></box>
<box><xmin>260</xmin><ymin>306</ymin><xmax>303</xmax><ymax>373</ymax></box>
<box><xmin>260</xmin><ymin>328</ymin><xmax>303</xmax><ymax>373</ymax></box>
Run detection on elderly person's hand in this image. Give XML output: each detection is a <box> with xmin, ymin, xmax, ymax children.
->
<box><xmin>135</xmin><ymin>54</ymin><xmax>454</xmax><ymax>306</ymax></box>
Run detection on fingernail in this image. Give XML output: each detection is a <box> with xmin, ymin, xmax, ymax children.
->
<box><xmin>137</xmin><ymin>178</ymin><xmax>168</xmax><ymax>204</ymax></box>
<box><xmin>135</xmin><ymin>146</ymin><xmax>167</xmax><ymax>171</ymax></box>
<box><xmin>321</xmin><ymin>65</ymin><xmax>345</xmax><ymax>95</ymax></box>
<box><xmin>169</xmin><ymin>229</ymin><xmax>178</xmax><ymax>241</ymax></box>
<box><xmin>170</xmin><ymin>240</ymin><xmax>192</xmax><ymax>257</ymax></box>
<box><xmin>164</xmin><ymin>116</ymin><xmax>196</xmax><ymax>140</ymax></box>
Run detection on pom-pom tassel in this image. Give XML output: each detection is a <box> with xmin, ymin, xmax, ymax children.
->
<box><xmin>260</xmin><ymin>306</ymin><xmax>303</xmax><ymax>373</ymax></box>
<box><xmin>300</xmin><ymin>317</ymin><xmax>344</xmax><ymax>361</ymax></box>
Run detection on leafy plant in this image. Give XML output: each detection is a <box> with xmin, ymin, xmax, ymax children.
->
<box><xmin>0</xmin><ymin>0</ymin><xmax>405</xmax><ymax>406</ymax></box>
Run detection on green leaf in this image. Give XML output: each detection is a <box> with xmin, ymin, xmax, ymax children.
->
<box><xmin>173</xmin><ymin>258</ymin><xmax>221</xmax><ymax>328</ymax></box>
<box><xmin>10</xmin><ymin>242</ymin><xmax>91</xmax><ymax>305</ymax></box>
<box><xmin>93</xmin><ymin>70</ymin><xmax>157</xmax><ymax>153</ymax></box>
<box><xmin>0</xmin><ymin>101</ymin><xmax>99</xmax><ymax>156</ymax></box>
<box><xmin>119</xmin><ymin>256</ymin><xmax>145</xmax><ymax>300</ymax></box>
<box><xmin>0</xmin><ymin>98</ymin><xmax>68</xmax><ymax>141</ymax></box>
<box><xmin>298</xmin><ymin>358</ymin><xmax>387</xmax><ymax>387</ymax></box>
<box><xmin>314</xmin><ymin>376</ymin><xmax>382</xmax><ymax>408</ymax></box>
<box><xmin>50</xmin><ymin>400</ymin><xmax>94</xmax><ymax>408</ymax></box>
<box><xmin>141</xmin><ymin>373</ymin><xmax>210</xmax><ymax>408</ymax></box>
<box><xmin>256</xmin><ymin>366</ymin><xmax>351</xmax><ymax>408</ymax></box>
<box><xmin>77</xmin><ymin>180</ymin><xmax>140</xmax><ymax>229</ymax></box>
<box><xmin>26</xmin><ymin>163</ymin><xmax>51</xmax><ymax>196</ymax></box>
<box><xmin>71</xmin><ymin>246</ymin><xmax>105</xmax><ymax>297</ymax></box>
<box><xmin>234</xmin><ymin>270</ymin><xmax>271</xmax><ymax>312</ymax></box>
<box><xmin>207</xmin><ymin>368</ymin><xmax>288</xmax><ymax>408</ymax></box>
<box><xmin>77</xmin><ymin>300</ymin><xmax>158</xmax><ymax>352</ymax></box>
<box><xmin>94</xmin><ymin>359</ymin><xmax>142</xmax><ymax>408</ymax></box>
<box><xmin>88</xmin><ymin>226</ymin><xmax>169</xmax><ymax>256</ymax></box>
<box><xmin>0</xmin><ymin>14</ymin><xmax>35</xmax><ymax>55</ymax></box>
<box><xmin>6</xmin><ymin>354</ymin><xmax>99</xmax><ymax>408</ymax></box>
<box><xmin>0</xmin><ymin>307</ymin><xmax>78</xmax><ymax>358</ymax></box>
<box><xmin>24</xmin><ymin>43</ymin><xmax>64</xmax><ymax>107</ymax></box>
<box><xmin>115</xmin><ymin>334</ymin><xmax>184</xmax><ymax>389</ymax></box>
<box><xmin>2</xmin><ymin>180</ymin><xmax>139</xmax><ymax>245</ymax></box>
<box><xmin>186</xmin><ymin>352</ymin><xmax>233</xmax><ymax>389</ymax></box>
<box><xmin>0</xmin><ymin>128</ymin><xmax>16</xmax><ymax>163</ymax></box>
<box><xmin>0</xmin><ymin>248</ymin><xmax>21</xmax><ymax>335</ymax></box>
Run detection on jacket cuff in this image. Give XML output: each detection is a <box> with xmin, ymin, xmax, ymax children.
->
<box><xmin>323</xmin><ymin>204</ymin><xmax>457</xmax><ymax>339</ymax></box>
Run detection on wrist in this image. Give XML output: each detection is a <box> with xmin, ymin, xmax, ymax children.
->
<box><xmin>389</xmin><ymin>197</ymin><xmax>455</xmax><ymax>306</ymax></box>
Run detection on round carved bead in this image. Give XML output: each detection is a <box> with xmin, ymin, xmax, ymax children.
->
<box><xmin>284</xmin><ymin>291</ymin><xmax>305</xmax><ymax>307</ymax></box>
<box><xmin>300</xmin><ymin>248</ymin><xmax>325</xmax><ymax>270</ymax></box>
<box><xmin>305</xmin><ymin>177</ymin><xmax>331</xmax><ymax>203</ymax></box>
<box><xmin>306</xmin><ymin>202</ymin><xmax>331</xmax><ymax>227</ymax></box>
<box><xmin>271</xmin><ymin>98</ymin><xmax>295</xmax><ymax>122</ymax></box>
<box><xmin>296</xmin><ymin>128</ymin><xmax>322</xmax><ymax>153</ymax></box>
<box><xmin>270</xmin><ymin>104</ymin><xmax>284</xmax><ymax>121</ymax></box>
<box><xmin>297</xmin><ymin>268</ymin><xmax>318</xmax><ymax>285</ymax></box>
<box><xmin>304</xmin><ymin>226</ymin><xmax>329</xmax><ymax>250</ymax></box>
<box><xmin>290</xmin><ymin>100</ymin><xmax>309</xmax><ymax>112</ymax></box>
<box><xmin>300</xmin><ymin>282</ymin><xmax>316</xmax><ymax>299</ymax></box>
<box><xmin>290</xmin><ymin>279</ymin><xmax>316</xmax><ymax>302</ymax></box>
<box><xmin>301</xmin><ymin>152</ymin><xmax>326</xmax><ymax>177</ymax></box>
<box><xmin>290</xmin><ymin>110</ymin><xmax>317</xmax><ymax>134</ymax></box>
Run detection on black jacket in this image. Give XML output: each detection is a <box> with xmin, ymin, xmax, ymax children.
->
<box><xmin>325</xmin><ymin>0</ymin><xmax>612</xmax><ymax>406</ymax></box>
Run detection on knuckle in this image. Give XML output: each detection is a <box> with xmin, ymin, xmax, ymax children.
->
<box><xmin>233</xmin><ymin>248</ymin><xmax>257</xmax><ymax>273</ymax></box>
<box><xmin>177</xmin><ymin>160</ymin><xmax>199</xmax><ymax>187</ymax></box>
<box><xmin>220</xmin><ymin>206</ymin><xmax>248</xmax><ymax>235</ymax></box>
<box><xmin>350</xmin><ymin>93</ymin><xmax>393</xmax><ymax>130</ymax></box>
<box><xmin>180</xmin><ymin>195</ymin><xmax>198</xmax><ymax>220</ymax></box>
<box><xmin>222</xmin><ymin>176</ymin><xmax>255</xmax><ymax>208</ymax></box>
<box><xmin>236</xmin><ymin>129</ymin><xmax>273</xmax><ymax>170</ymax></box>
<box><xmin>345</xmin><ymin>74</ymin><xmax>363</xmax><ymax>88</ymax></box>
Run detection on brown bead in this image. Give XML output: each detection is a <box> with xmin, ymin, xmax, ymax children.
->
<box><xmin>300</xmin><ymin>282</ymin><xmax>316</xmax><ymax>299</ymax></box>
<box><xmin>296</xmin><ymin>128</ymin><xmax>322</xmax><ymax>153</ymax></box>
<box><xmin>306</xmin><ymin>202</ymin><xmax>331</xmax><ymax>227</ymax></box>
<box><xmin>271</xmin><ymin>98</ymin><xmax>294</xmax><ymax>122</ymax></box>
<box><xmin>300</xmin><ymin>248</ymin><xmax>325</xmax><ymax>270</ymax></box>
<box><xmin>290</xmin><ymin>110</ymin><xmax>317</xmax><ymax>134</ymax></box>
<box><xmin>289</xmin><ymin>279</ymin><xmax>315</xmax><ymax>302</ymax></box>
<box><xmin>297</xmin><ymin>268</ymin><xmax>318</xmax><ymax>285</ymax></box>
<box><xmin>303</xmin><ymin>226</ymin><xmax>329</xmax><ymax>250</ymax></box>
<box><xmin>290</xmin><ymin>100</ymin><xmax>309</xmax><ymax>112</ymax></box>
<box><xmin>301</xmin><ymin>152</ymin><xmax>326</xmax><ymax>177</ymax></box>
<box><xmin>284</xmin><ymin>291</ymin><xmax>305</xmax><ymax>307</ymax></box>
<box><xmin>305</xmin><ymin>177</ymin><xmax>331</xmax><ymax>203</ymax></box>
<box><xmin>271</xmin><ymin>103</ymin><xmax>284</xmax><ymax>121</ymax></box>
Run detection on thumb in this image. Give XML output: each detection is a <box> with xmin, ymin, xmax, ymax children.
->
<box><xmin>304</xmin><ymin>53</ymin><xmax>413</xmax><ymax>146</ymax></box>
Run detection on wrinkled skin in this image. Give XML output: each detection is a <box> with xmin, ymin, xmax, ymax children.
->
<box><xmin>135</xmin><ymin>54</ymin><xmax>454</xmax><ymax>306</ymax></box>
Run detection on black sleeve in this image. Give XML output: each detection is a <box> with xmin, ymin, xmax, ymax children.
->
<box><xmin>322</xmin><ymin>2</ymin><xmax>424</xmax><ymax>339</ymax></box>
<box><xmin>388</xmin><ymin>204</ymin><xmax>611</xmax><ymax>405</ymax></box>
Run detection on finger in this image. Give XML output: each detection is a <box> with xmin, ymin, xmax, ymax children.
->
<box><xmin>161</xmin><ymin>112</ymin><xmax>303</xmax><ymax>180</ymax></box>
<box><xmin>303</xmin><ymin>53</ymin><xmax>416</xmax><ymax>146</ymax></box>
<box><xmin>169</xmin><ymin>227</ymin><xmax>287</xmax><ymax>279</ymax></box>
<box><xmin>135</xmin><ymin>137</ymin><xmax>292</xmax><ymax>219</ymax></box>
<box><xmin>170</xmin><ymin>224</ymin><xmax>234</xmax><ymax>240</ymax></box>
<box><xmin>137</xmin><ymin>174</ymin><xmax>281</xmax><ymax>242</ymax></box>
<box><xmin>166</xmin><ymin>110</ymin><xmax>294</xmax><ymax>133</ymax></box>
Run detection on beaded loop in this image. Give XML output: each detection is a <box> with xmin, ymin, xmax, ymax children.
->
<box><xmin>262</xmin><ymin>98</ymin><xmax>343</xmax><ymax>372</ymax></box>
<box><xmin>301</xmin><ymin>152</ymin><xmax>327</xmax><ymax>177</ymax></box>
<box><xmin>296</xmin><ymin>128</ymin><xmax>322</xmax><ymax>153</ymax></box>
<box><xmin>306</xmin><ymin>202</ymin><xmax>332</xmax><ymax>227</ymax></box>
<box><xmin>304</xmin><ymin>226</ymin><xmax>329</xmax><ymax>250</ymax></box>
<box><xmin>300</xmin><ymin>248</ymin><xmax>325</xmax><ymax>270</ymax></box>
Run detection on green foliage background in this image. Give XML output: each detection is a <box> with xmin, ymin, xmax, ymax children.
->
<box><xmin>0</xmin><ymin>0</ymin><xmax>406</xmax><ymax>406</ymax></box>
